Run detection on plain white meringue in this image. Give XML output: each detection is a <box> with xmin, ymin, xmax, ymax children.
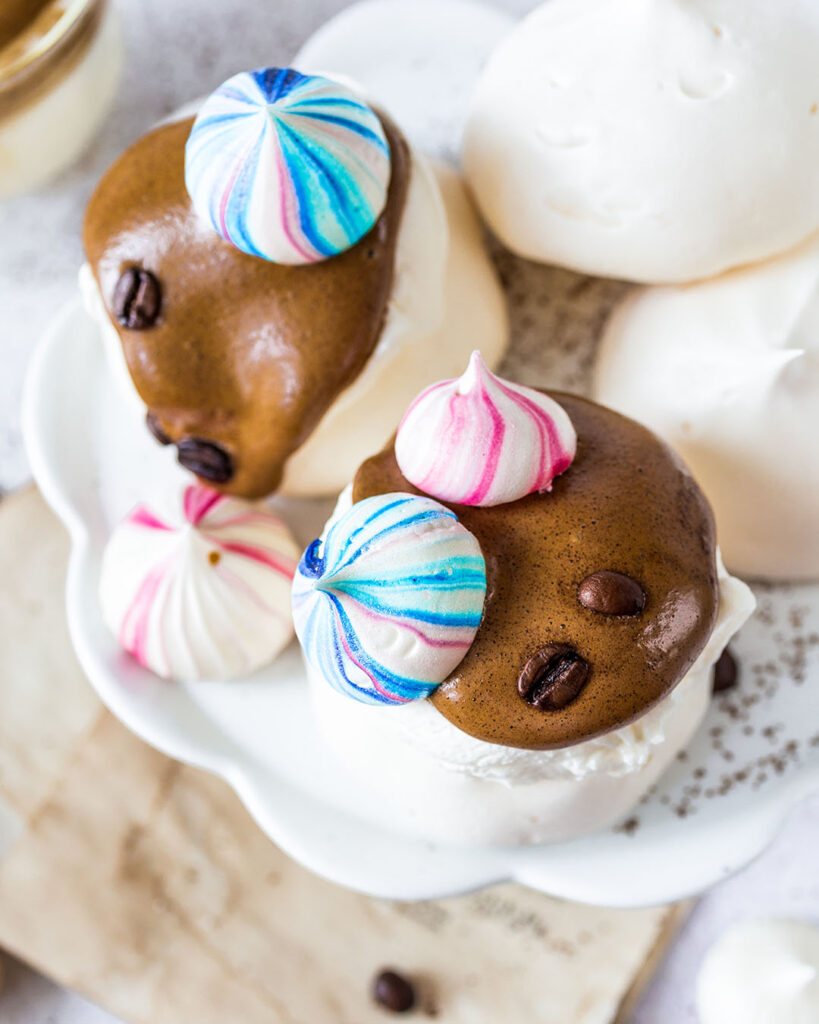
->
<box><xmin>697</xmin><ymin>919</ymin><xmax>819</xmax><ymax>1024</ymax></box>
<box><xmin>594</xmin><ymin>231</ymin><xmax>819</xmax><ymax>580</ymax></box>
<box><xmin>463</xmin><ymin>0</ymin><xmax>819</xmax><ymax>283</ymax></box>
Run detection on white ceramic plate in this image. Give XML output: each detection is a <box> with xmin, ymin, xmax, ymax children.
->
<box><xmin>24</xmin><ymin>297</ymin><xmax>819</xmax><ymax>907</ymax></box>
<box><xmin>23</xmin><ymin>0</ymin><xmax>819</xmax><ymax>905</ymax></box>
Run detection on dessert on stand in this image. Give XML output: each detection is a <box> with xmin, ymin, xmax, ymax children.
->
<box><xmin>81</xmin><ymin>67</ymin><xmax>507</xmax><ymax>499</ymax></box>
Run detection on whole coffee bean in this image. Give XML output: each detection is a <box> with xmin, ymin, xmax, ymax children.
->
<box><xmin>145</xmin><ymin>411</ymin><xmax>171</xmax><ymax>446</ymax></box>
<box><xmin>372</xmin><ymin>970</ymin><xmax>415</xmax><ymax>1014</ymax></box>
<box><xmin>712</xmin><ymin>648</ymin><xmax>738</xmax><ymax>693</ymax></box>
<box><xmin>176</xmin><ymin>438</ymin><xmax>234</xmax><ymax>484</ymax></box>
<box><xmin>578</xmin><ymin>570</ymin><xmax>646</xmax><ymax>617</ymax></box>
<box><xmin>113</xmin><ymin>267</ymin><xmax>161</xmax><ymax>329</ymax></box>
<box><xmin>518</xmin><ymin>643</ymin><xmax>590</xmax><ymax>711</ymax></box>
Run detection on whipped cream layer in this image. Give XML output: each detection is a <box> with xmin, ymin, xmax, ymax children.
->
<box><xmin>697</xmin><ymin>919</ymin><xmax>819</xmax><ymax>1024</ymax></box>
<box><xmin>595</xmin><ymin>231</ymin><xmax>819</xmax><ymax>580</ymax></box>
<box><xmin>464</xmin><ymin>0</ymin><xmax>819</xmax><ymax>283</ymax></box>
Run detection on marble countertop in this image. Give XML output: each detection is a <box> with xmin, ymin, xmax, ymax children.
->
<box><xmin>0</xmin><ymin>0</ymin><xmax>816</xmax><ymax>1021</ymax></box>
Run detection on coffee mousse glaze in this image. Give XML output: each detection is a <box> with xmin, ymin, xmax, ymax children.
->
<box><xmin>353</xmin><ymin>393</ymin><xmax>719</xmax><ymax>750</ymax></box>
<box><xmin>84</xmin><ymin>113</ymin><xmax>410</xmax><ymax>498</ymax></box>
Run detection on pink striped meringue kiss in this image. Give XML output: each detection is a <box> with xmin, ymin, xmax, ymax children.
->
<box><xmin>395</xmin><ymin>351</ymin><xmax>577</xmax><ymax>507</ymax></box>
<box><xmin>99</xmin><ymin>484</ymin><xmax>300</xmax><ymax>681</ymax></box>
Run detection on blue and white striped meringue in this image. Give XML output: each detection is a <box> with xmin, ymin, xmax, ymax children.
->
<box><xmin>292</xmin><ymin>493</ymin><xmax>486</xmax><ymax>705</ymax></box>
<box><xmin>185</xmin><ymin>67</ymin><xmax>392</xmax><ymax>264</ymax></box>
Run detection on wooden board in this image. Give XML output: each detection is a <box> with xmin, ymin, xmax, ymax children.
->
<box><xmin>0</xmin><ymin>488</ymin><xmax>688</xmax><ymax>1023</ymax></box>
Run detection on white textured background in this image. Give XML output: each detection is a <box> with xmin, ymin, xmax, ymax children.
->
<box><xmin>0</xmin><ymin>0</ymin><xmax>816</xmax><ymax>1021</ymax></box>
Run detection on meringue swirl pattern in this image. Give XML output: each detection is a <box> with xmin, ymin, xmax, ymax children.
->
<box><xmin>395</xmin><ymin>351</ymin><xmax>577</xmax><ymax>506</ymax></box>
<box><xmin>292</xmin><ymin>493</ymin><xmax>487</xmax><ymax>705</ymax></box>
<box><xmin>185</xmin><ymin>67</ymin><xmax>391</xmax><ymax>264</ymax></box>
<box><xmin>100</xmin><ymin>485</ymin><xmax>300</xmax><ymax>681</ymax></box>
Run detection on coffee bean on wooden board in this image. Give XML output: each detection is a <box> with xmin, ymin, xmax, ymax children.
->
<box><xmin>372</xmin><ymin>969</ymin><xmax>416</xmax><ymax>1013</ymax></box>
<box><xmin>113</xmin><ymin>267</ymin><xmax>161</xmax><ymax>329</ymax></box>
<box><xmin>712</xmin><ymin>648</ymin><xmax>739</xmax><ymax>693</ymax></box>
<box><xmin>577</xmin><ymin>570</ymin><xmax>646</xmax><ymax>617</ymax></box>
<box><xmin>176</xmin><ymin>438</ymin><xmax>234</xmax><ymax>484</ymax></box>
<box><xmin>518</xmin><ymin>643</ymin><xmax>590</xmax><ymax>711</ymax></box>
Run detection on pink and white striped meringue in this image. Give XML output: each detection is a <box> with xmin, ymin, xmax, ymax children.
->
<box><xmin>99</xmin><ymin>485</ymin><xmax>300</xmax><ymax>681</ymax></box>
<box><xmin>395</xmin><ymin>351</ymin><xmax>577</xmax><ymax>507</ymax></box>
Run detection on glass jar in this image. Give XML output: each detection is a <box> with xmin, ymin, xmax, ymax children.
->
<box><xmin>0</xmin><ymin>0</ymin><xmax>122</xmax><ymax>199</ymax></box>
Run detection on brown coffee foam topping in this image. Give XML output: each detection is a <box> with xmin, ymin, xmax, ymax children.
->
<box><xmin>353</xmin><ymin>393</ymin><xmax>719</xmax><ymax>750</ymax></box>
<box><xmin>83</xmin><ymin>113</ymin><xmax>411</xmax><ymax>498</ymax></box>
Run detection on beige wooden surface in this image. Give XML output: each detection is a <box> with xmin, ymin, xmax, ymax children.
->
<box><xmin>0</xmin><ymin>488</ymin><xmax>686</xmax><ymax>1023</ymax></box>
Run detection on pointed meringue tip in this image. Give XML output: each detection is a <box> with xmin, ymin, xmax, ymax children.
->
<box><xmin>458</xmin><ymin>350</ymin><xmax>491</xmax><ymax>394</ymax></box>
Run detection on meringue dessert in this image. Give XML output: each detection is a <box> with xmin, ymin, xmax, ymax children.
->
<box><xmin>463</xmin><ymin>0</ymin><xmax>819</xmax><ymax>283</ymax></box>
<box><xmin>0</xmin><ymin>0</ymin><xmax>121</xmax><ymax>199</ymax></box>
<box><xmin>697</xmin><ymin>919</ymin><xmax>819</xmax><ymax>1024</ymax></box>
<box><xmin>100</xmin><ymin>484</ymin><xmax>299</xmax><ymax>681</ymax></box>
<box><xmin>81</xmin><ymin>66</ymin><xmax>508</xmax><ymax>499</ymax></box>
<box><xmin>293</xmin><ymin>355</ymin><xmax>754</xmax><ymax>846</ymax></box>
<box><xmin>594</xmin><ymin>232</ymin><xmax>819</xmax><ymax>581</ymax></box>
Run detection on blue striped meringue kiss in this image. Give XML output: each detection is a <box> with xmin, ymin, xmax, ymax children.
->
<box><xmin>292</xmin><ymin>493</ymin><xmax>487</xmax><ymax>705</ymax></box>
<box><xmin>185</xmin><ymin>67</ymin><xmax>392</xmax><ymax>264</ymax></box>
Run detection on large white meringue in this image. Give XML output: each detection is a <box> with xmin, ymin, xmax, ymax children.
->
<box><xmin>463</xmin><ymin>0</ymin><xmax>819</xmax><ymax>283</ymax></box>
<box><xmin>697</xmin><ymin>919</ymin><xmax>819</xmax><ymax>1024</ymax></box>
<box><xmin>100</xmin><ymin>485</ymin><xmax>300</xmax><ymax>681</ymax></box>
<box><xmin>594</xmin><ymin>232</ymin><xmax>819</xmax><ymax>580</ymax></box>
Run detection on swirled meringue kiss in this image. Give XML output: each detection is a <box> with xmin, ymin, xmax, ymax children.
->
<box><xmin>292</xmin><ymin>493</ymin><xmax>487</xmax><ymax>705</ymax></box>
<box><xmin>101</xmin><ymin>485</ymin><xmax>300</xmax><ymax>681</ymax></box>
<box><xmin>185</xmin><ymin>67</ymin><xmax>391</xmax><ymax>265</ymax></box>
<box><xmin>395</xmin><ymin>351</ymin><xmax>576</xmax><ymax>506</ymax></box>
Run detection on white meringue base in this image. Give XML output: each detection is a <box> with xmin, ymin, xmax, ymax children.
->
<box><xmin>307</xmin><ymin>554</ymin><xmax>754</xmax><ymax>846</ymax></box>
<box><xmin>594</xmin><ymin>232</ymin><xmax>819</xmax><ymax>581</ymax></box>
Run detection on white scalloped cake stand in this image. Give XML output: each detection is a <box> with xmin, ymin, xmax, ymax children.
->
<box><xmin>23</xmin><ymin>0</ymin><xmax>819</xmax><ymax>905</ymax></box>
